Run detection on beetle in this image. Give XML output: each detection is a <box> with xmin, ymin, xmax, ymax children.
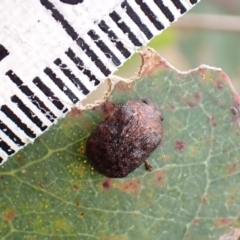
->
<box><xmin>86</xmin><ymin>99</ymin><xmax>164</xmax><ymax>178</ymax></box>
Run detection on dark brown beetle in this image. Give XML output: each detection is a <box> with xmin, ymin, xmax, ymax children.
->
<box><xmin>86</xmin><ymin>99</ymin><xmax>164</xmax><ymax>178</ymax></box>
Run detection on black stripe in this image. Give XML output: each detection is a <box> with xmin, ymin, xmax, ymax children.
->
<box><xmin>60</xmin><ymin>0</ymin><xmax>84</xmax><ymax>4</ymax></box>
<box><xmin>0</xmin><ymin>120</ymin><xmax>24</xmax><ymax>147</ymax></box>
<box><xmin>0</xmin><ymin>44</ymin><xmax>9</xmax><ymax>62</ymax></box>
<box><xmin>88</xmin><ymin>30</ymin><xmax>121</xmax><ymax>66</ymax></box>
<box><xmin>171</xmin><ymin>0</ymin><xmax>187</xmax><ymax>14</ymax></box>
<box><xmin>135</xmin><ymin>0</ymin><xmax>164</xmax><ymax>30</ymax></box>
<box><xmin>5</xmin><ymin>70</ymin><xmax>22</xmax><ymax>86</ymax></box>
<box><xmin>110</xmin><ymin>11</ymin><xmax>142</xmax><ymax>46</ymax></box>
<box><xmin>6</xmin><ymin>70</ymin><xmax>56</xmax><ymax>122</ymax></box>
<box><xmin>33</xmin><ymin>77</ymin><xmax>67</xmax><ymax>112</ymax></box>
<box><xmin>1</xmin><ymin>105</ymin><xmax>36</xmax><ymax>138</ymax></box>
<box><xmin>40</xmin><ymin>0</ymin><xmax>78</xmax><ymax>40</ymax></box>
<box><xmin>0</xmin><ymin>138</ymin><xmax>15</xmax><ymax>155</ymax></box>
<box><xmin>44</xmin><ymin>67</ymin><xmax>79</xmax><ymax>104</ymax></box>
<box><xmin>65</xmin><ymin>48</ymin><xmax>100</xmax><ymax>86</ymax></box>
<box><xmin>153</xmin><ymin>0</ymin><xmax>175</xmax><ymax>22</ymax></box>
<box><xmin>54</xmin><ymin>58</ymin><xmax>90</xmax><ymax>95</ymax></box>
<box><xmin>11</xmin><ymin>95</ymin><xmax>47</xmax><ymax>132</ymax></box>
<box><xmin>76</xmin><ymin>38</ymin><xmax>111</xmax><ymax>77</ymax></box>
<box><xmin>98</xmin><ymin>20</ymin><xmax>131</xmax><ymax>59</ymax></box>
<box><xmin>0</xmin><ymin>156</ymin><xmax>3</xmax><ymax>164</ymax></box>
<box><xmin>190</xmin><ymin>0</ymin><xmax>198</xmax><ymax>4</ymax></box>
<box><xmin>40</xmin><ymin>0</ymin><xmax>110</xmax><ymax>77</ymax></box>
<box><xmin>121</xmin><ymin>1</ymin><xmax>153</xmax><ymax>39</ymax></box>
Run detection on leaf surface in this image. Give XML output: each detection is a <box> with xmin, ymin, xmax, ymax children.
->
<box><xmin>1</xmin><ymin>48</ymin><xmax>240</xmax><ymax>240</ymax></box>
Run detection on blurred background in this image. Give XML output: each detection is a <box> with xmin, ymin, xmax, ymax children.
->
<box><xmin>83</xmin><ymin>0</ymin><xmax>240</xmax><ymax>105</ymax></box>
<box><xmin>117</xmin><ymin>0</ymin><xmax>240</xmax><ymax>91</ymax></box>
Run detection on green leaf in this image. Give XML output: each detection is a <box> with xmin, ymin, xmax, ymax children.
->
<box><xmin>1</xmin><ymin>48</ymin><xmax>240</xmax><ymax>240</ymax></box>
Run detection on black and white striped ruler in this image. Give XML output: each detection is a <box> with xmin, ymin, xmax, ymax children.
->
<box><xmin>0</xmin><ymin>0</ymin><xmax>200</xmax><ymax>164</ymax></box>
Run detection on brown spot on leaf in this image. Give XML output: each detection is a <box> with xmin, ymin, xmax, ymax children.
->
<box><xmin>76</xmin><ymin>201</ymin><xmax>81</xmax><ymax>207</ymax></box>
<box><xmin>77</xmin><ymin>166</ymin><xmax>85</xmax><ymax>176</ymax></box>
<box><xmin>222</xmin><ymin>148</ymin><xmax>229</xmax><ymax>153</ymax></box>
<box><xmin>198</xmin><ymin>68</ymin><xmax>206</xmax><ymax>80</ymax></box>
<box><xmin>228</xmin><ymin>162</ymin><xmax>238</xmax><ymax>175</ymax></box>
<box><xmin>192</xmin><ymin>218</ymin><xmax>199</xmax><ymax>225</ymax></box>
<box><xmin>165</xmin><ymin>104</ymin><xmax>175</xmax><ymax>110</ymax></box>
<box><xmin>73</xmin><ymin>184</ymin><xmax>80</xmax><ymax>190</ymax></box>
<box><xmin>154</xmin><ymin>169</ymin><xmax>165</xmax><ymax>187</ymax></box>
<box><xmin>4</xmin><ymin>208</ymin><xmax>16</xmax><ymax>222</ymax></box>
<box><xmin>69</xmin><ymin>108</ymin><xmax>83</xmax><ymax>118</ymax></box>
<box><xmin>38</xmin><ymin>182</ymin><xmax>46</xmax><ymax>189</ymax></box>
<box><xmin>100</xmin><ymin>101</ymin><xmax>116</xmax><ymax>116</ymax></box>
<box><xmin>161</xmin><ymin>155</ymin><xmax>168</xmax><ymax>161</ymax></box>
<box><xmin>80</xmin><ymin>212</ymin><xmax>85</xmax><ymax>217</ymax></box>
<box><xmin>102</xmin><ymin>178</ymin><xmax>112</xmax><ymax>190</ymax></box>
<box><xmin>187</xmin><ymin>102</ymin><xmax>196</xmax><ymax>108</ymax></box>
<box><xmin>81</xmin><ymin>122</ymin><xmax>92</xmax><ymax>131</ymax></box>
<box><xmin>202</xmin><ymin>195</ymin><xmax>207</xmax><ymax>204</ymax></box>
<box><xmin>185</xmin><ymin>92</ymin><xmax>202</xmax><ymax>108</ymax></box>
<box><xmin>194</xmin><ymin>93</ymin><xmax>202</xmax><ymax>101</ymax></box>
<box><xmin>78</xmin><ymin>146</ymin><xmax>85</xmax><ymax>154</ymax></box>
<box><xmin>215</xmin><ymin>218</ymin><xmax>233</xmax><ymax>228</ymax></box>
<box><xmin>175</xmin><ymin>140</ymin><xmax>185</xmax><ymax>151</ymax></box>
<box><xmin>37</xmin><ymin>182</ymin><xmax>49</xmax><ymax>192</ymax></box>
<box><xmin>210</xmin><ymin>116</ymin><xmax>217</xmax><ymax>127</ymax></box>
<box><xmin>17</xmin><ymin>155</ymin><xmax>23</xmax><ymax>162</ymax></box>
<box><xmin>216</xmin><ymin>80</ymin><xmax>223</xmax><ymax>89</ymax></box>
<box><xmin>227</xmin><ymin>196</ymin><xmax>235</xmax><ymax>204</ymax></box>
<box><xmin>115</xmin><ymin>82</ymin><xmax>133</xmax><ymax>92</ymax></box>
<box><xmin>121</xmin><ymin>179</ymin><xmax>141</xmax><ymax>195</ymax></box>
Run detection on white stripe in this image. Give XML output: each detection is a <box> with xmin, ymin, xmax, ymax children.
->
<box><xmin>37</xmin><ymin>71</ymin><xmax>72</xmax><ymax>108</ymax></box>
<box><xmin>127</xmin><ymin>0</ymin><xmax>159</xmax><ymax>37</ymax></box>
<box><xmin>51</xmin><ymin>0</ymin><xmax>123</xmax><ymax>36</ymax></box>
<box><xmin>83</xmin><ymin>33</ymin><xmax>117</xmax><ymax>72</ymax></box>
<box><xmin>113</xmin><ymin>6</ymin><xmax>146</xmax><ymax>45</ymax></box>
<box><xmin>178</xmin><ymin>0</ymin><xmax>192</xmax><ymax>10</ymax></box>
<box><xmin>0</xmin><ymin>111</ymin><xmax>27</xmax><ymax>145</ymax></box>
<box><xmin>2</xmin><ymin>101</ymin><xmax>42</xmax><ymax>137</ymax></box>
<box><xmin>0</xmin><ymin>101</ymin><xmax>40</xmax><ymax>142</ymax></box>
<box><xmin>91</xmin><ymin>25</ymin><xmax>126</xmax><ymax>63</ymax></box>
<box><xmin>117</xmin><ymin>4</ymin><xmax>148</xmax><ymax>45</ymax></box>
<box><xmin>0</xmin><ymin>129</ymin><xmax>20</xmax><ymax>153</ymax></box>
<box><xmin>24</xmin><ymin>81</ymin><xmax>63</xmax><ymax>120</ymax></box>
<box><xmin>2</xmin><ymin>75</ymin><xmax>52</xmax><ymax>127</ymax></box>
<box><xmin>104</xmin><ymin>15</ymin><xmax>137</xmax><ymax>53</ymax></box>
<box><xmin>61</xmin><ymin>54</ymin><xmax>96</xmax><ymax>92</ymax></box>
<box><xmin>49</xmin><ymin>62</ymin><xmax>85</xmax><ymax>102</ymax></box>
<box><xmin>69</xmin><ymin>43</ymin><xmax>106</xmax><ymax>81</ymax></box>
<box><xmin>162</xmin><ymin>0</ymin><xmax>183</xmax><ymax>19</ymax></box>
<box><xmin>146</xmin><ymin>0</ymin><xmax>170</xmax><ymax>28</ymax></box>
